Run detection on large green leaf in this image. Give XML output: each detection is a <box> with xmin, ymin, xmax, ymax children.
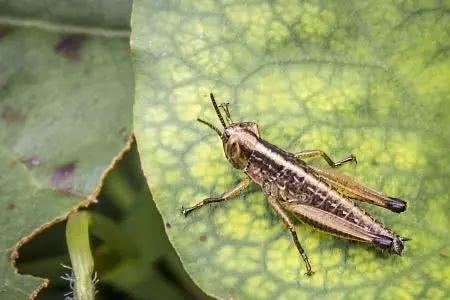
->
<box><xmin>0</xmin><ymin>19</ymin><xmax>133</xmax><ymax>300</ymax></box>
<box><xmin>133</xmin><ymin>0</ymin><xmax>449</xmax><ymax>299</ymax></box>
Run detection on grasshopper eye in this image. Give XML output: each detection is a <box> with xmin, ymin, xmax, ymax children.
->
<box><xmin>230</xmin><ymin>142</ymin><xmax>240</xmax><ymax>155</ymax></box>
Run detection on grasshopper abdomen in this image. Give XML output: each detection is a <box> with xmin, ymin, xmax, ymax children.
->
<box><xmin>246</xmin><ymin>139</ymin><xmax>406</xmax><ymax>254</ymax></box>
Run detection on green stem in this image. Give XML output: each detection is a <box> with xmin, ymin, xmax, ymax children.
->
<box><xmin>66</xmin><ymin>211</ymin><xmax>96</xmax><ymax>300</ymax></box>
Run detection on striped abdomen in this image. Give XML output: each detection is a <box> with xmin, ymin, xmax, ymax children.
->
<box><xmin>245</xmin><ymin>140</ymin><xmax>404</xmax><ymax>253</ymax></box>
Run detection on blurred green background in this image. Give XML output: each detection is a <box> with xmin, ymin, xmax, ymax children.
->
<box><xmin>17</xmin><ymin>141</ymin><xmax>211</xmax><ymax>300</ymax></box>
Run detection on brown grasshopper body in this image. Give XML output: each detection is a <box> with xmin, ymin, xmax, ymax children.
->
<box><xmin>183</xmin><ymin>94</ymin><xmax>408</xmax><ymax>275</ymax></box>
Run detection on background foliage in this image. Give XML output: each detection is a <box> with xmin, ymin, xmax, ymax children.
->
<box><xmin>133</xmin><ymin>0</ymin><xmax>450</xmax><ymax>299</ymax></box>
<box><xmin>0</xmin><ymin>24</ymin><xmax>132</xmax><ymax>300</ymax></box>
<box><xmin>0</xmin><ymin>0</ymin><xmax>133</xmax><ymax>298</ymax></box>
<box><xmin>17</xmin><ymin>143</ymin><xmax>209</xmax><ymax>300</ymax></box>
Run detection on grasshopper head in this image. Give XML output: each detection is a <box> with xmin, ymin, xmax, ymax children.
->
<box><xmin>197</xmin><ymin>93</ymin><xmax>260</xmax><ymax>170</ymax></box>
<box><xmin>223</xmin><ymin>122</ymin><xmax>260</xmax><ymax>169</ymax></box>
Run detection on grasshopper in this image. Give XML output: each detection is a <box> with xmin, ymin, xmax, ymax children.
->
<box><xmin>182</xmin><ymin>93</ymin><xmax>408</xmax><ymax>275</ymax></box>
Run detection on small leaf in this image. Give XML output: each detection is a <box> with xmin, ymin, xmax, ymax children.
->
<box><xmin>132</xmin><ymin>1</ymin><xmax>450</xmax><ymax>299</ymax></box>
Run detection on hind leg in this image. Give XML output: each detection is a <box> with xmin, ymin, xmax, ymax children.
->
<box><xmin>267</xmin><ymin>195</ymin><xmax>314</xmax><ymax>276</ymax></box>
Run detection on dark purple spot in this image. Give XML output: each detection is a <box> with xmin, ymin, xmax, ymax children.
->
<box><xmin>55</xmin><ymin>34</ymin><xmax>86</xmax><ymax>59</ymax></box>
<box><xmin>199</xmin><ymin>235</ymin><xmax>207</xmax><ymax>242</ymax></box>
<box><xmin>0</xmin><ymin>26</ymin><xmax>13</xmax><ymax>40</ymax></box>
<box><xmin>7</xmin><ymin>203</ymin><xmax>16</xmax><ymax>210</ymax></box>
<box><xmin>1</xmin><ymin>106</ymin><xmax>25</xmax><ymax>123</ymax></box>
<box><xmin>51</xmin><ymin>161</ymin><xmax>77</xmax><ymax>189</ymax></box>
<box><xmin>20</xmin><ymin>156</ymin><xmax>41</xmax><ymax>169</ymax></box>
<box><xmin>165</xmin><ymin>222</ymin><xmax>172</xmax><ymax>229</ymax></box>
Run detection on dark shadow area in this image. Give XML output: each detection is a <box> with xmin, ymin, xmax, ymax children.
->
<box><xmin>17</xmin><ymin>140</ymin><xmax>212</xmax><ymax>300</ymax></box>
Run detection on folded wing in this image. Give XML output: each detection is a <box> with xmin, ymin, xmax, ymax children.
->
<box><xmin>309</xmin><ymin>166</ymin><xmax>407</xmax><ymax>213</ymax></box>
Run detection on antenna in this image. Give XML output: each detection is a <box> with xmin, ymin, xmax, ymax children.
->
<box><xmin>197</xmin><ymin>118</ymin><xmax>223</xmax><ymax>138</ymax></box>
<box><xmin>209</xmin><ymin>93</ymin><xmax>227</xmax><ymax>128</ymax></box>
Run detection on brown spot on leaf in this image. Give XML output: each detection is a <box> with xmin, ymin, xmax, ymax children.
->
<box><xmin>51</xmin><ymin>161</ymin><xmax>77</xmax><ymax>190</ymax></box>
<box><xmin>20</xmin><ymin>156</ymin><xmax>42</xmax><ymax>169</ymax></box>
<box><xmin>199</xmin><ymin>234</ymin><xmax>207</xmax><ymax>242</ymax></box>
<box><xmin>0</xmin><ymin>26</ymin><xmax>13</xmax><ymax>40</ymax></box>
<box><xmin>165</xmin><ymin>222</ymin><xmax>172</xmax><ymax>229</ymax></box>
<box><xmin>55</xmin><ymin>34</ymin><xmax>86</xmax><ymax>59</ymax></box>
<box><xmin>1</xmin><ymin>106</ymin><xmax>25</xmax><ymax>123</ymax></box>
<box><xmin>7</xmin><ymin>203</ymin><xmax>16</xmax><ymax>210</ymax></box>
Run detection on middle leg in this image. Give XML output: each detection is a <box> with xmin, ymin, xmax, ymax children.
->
<box><xmin>295</xmin><ymin>149</ymin><xmax>357</xmax><ymax>168</ymax></box>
